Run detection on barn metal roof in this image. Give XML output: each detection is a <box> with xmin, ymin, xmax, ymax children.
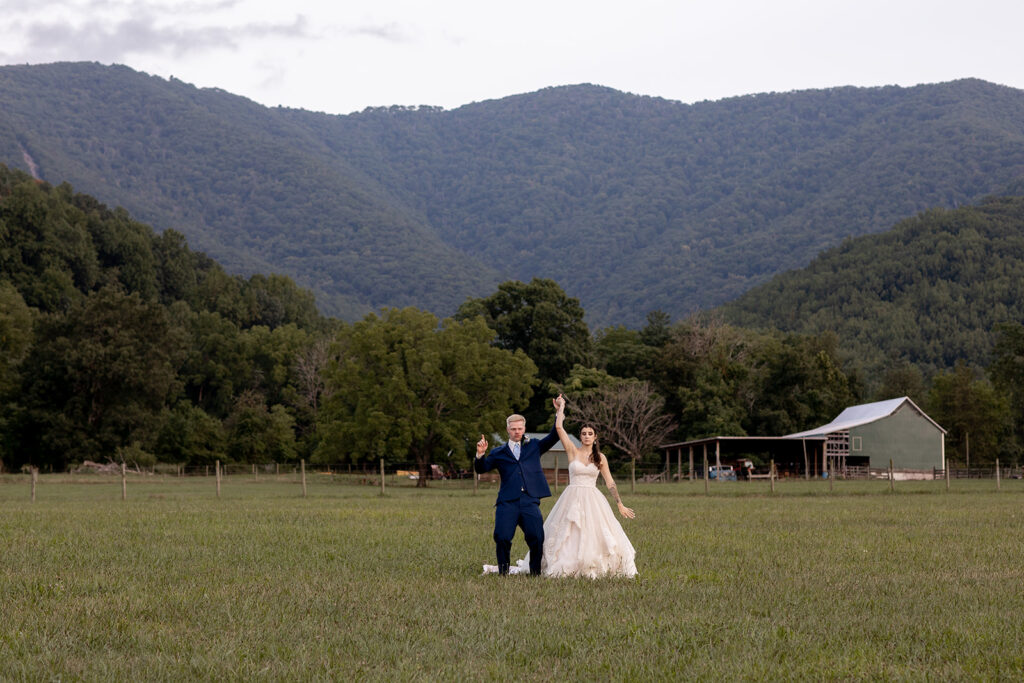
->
<box><xmin>784</xmin><ymin>396</ymin><xmax>946</xmax><ymax>438</ymax></box>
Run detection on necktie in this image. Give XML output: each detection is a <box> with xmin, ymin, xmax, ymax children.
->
<box><xmin>512</xmin><ymin>442</ymin><xmax>520</xmax><ymax>460</ymax></box>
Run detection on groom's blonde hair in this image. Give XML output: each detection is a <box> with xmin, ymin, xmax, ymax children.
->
<box><xmin>506</xmin><ymin>414</ymin><xmax>526</xmax><ymax>428</ymax></box>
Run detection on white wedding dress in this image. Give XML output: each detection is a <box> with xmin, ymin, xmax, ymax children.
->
<box><xmin>483</xmin><ymin>459</ymin><xmax>637</xmax><ymax>578</ymax></box>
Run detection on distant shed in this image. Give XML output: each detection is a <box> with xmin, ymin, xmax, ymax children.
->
<box><xmin>785</xmin><ymin>396</ymin><xmax>946</xmax><ymax>473</ymax></box>
<box><xmin>660</xmin><ymin>396</ymin><xmax>947</xmax><ymax>478</ymax></box>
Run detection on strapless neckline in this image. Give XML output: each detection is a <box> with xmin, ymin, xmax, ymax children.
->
<box><xmin>568</xmin><ymin>459</ymin><xmax>599</xmax><ymax>487</ymax></box>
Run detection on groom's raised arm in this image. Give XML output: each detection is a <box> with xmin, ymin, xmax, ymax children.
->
<box><xmin>533</xmin><ymin>395</ymin><xmax>563</xmax><ymax>454</ymax></box>
<box><xmin>536</xmin><ymin>424</ymin><xmax>560</xmax><ymax>453</ymax></box>
<box><xmin>473</xmin><ymin>434</ymin><xmax>494</xmax><ymax>473</ymax></box>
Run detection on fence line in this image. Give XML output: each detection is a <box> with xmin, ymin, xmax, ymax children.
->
<box><xmin>14</xmin><ymin>457</ymin><xmax>1023</xmax><ymax>483</ymax></box>
<box><xmin>8</xmin><ymin>460</ymin><xmax>1024</xmax><ymax>502</ymax></box>
<box><xmin>27</xmin><ymin>459</ymin><xmax>1023</xmax><ymax>482</ymax></box>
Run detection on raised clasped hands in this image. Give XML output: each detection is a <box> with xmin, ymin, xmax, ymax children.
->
<box><xmin>553</xmin><ymin>393</ymin><xmax>565</xmax><ymax>415</ymax></box>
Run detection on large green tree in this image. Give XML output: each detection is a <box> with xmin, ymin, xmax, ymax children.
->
<box><xmin>223</xmin><ymin>390</ymin><xmax>297</xmax><ymax>464</ymax></box>
<box><xmin>743</xmin><ymin>332</ymin><xmax>859</xmax><ymax>437</ymax></box>
<box><xmin>927</xmin><ymin>361</ymin><xmax>1013</xmax><ymax>467</ymax></box>
<box><xmin>988</xmin><ymin>322</ymin><xmax>1024</xmax><ymax>463</ymax></box>
<box><xmin>647</xmin><ymin>316</ymin><xmax>754</xmax><ymax>439</ymax></box>
<box><xmin>17</xmin><ymin>286</ymin><xmax>188</xmax><ymax>469</ymax></box>
<box><xmin>0</xmin><ymin>283</ymin><xmax>33</xmax><ymax>466</ymax></box>
<box><xmin>457</xmin><ymin>278</ymin><xmax>590</xmax><ymax>424</ymax></box>
<box><xmin>594</xmin><ymin>326</ymin><xmax>651</xmax><ymax>380</ymax></box>
<box><xmin>317</xmin><ymin>307</ymin><xmax>537</xmax><ymax>485</ymax></box>
<box><xmin>644</xmin><ymin>316</ymin><xmax>861</xmax><ymax>442</ymax></box>
<box><xmin>152</xmin><ymin>402</ymin><xmax>225</xmax><ymax>466</ymax></box>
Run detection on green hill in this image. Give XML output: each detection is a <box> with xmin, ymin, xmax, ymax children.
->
<box><xmin>0</xmin><ymin>163</ymin><xmax>332</xmax><ymax>470</ymax></box>
<box><xmin>4</xmin><ymin>63</ymin><xmax>1024</xmax><ymax>325</ymax></box>
<box><xmin>720</xmin><ymin>196</ymin><xmax>1024</xmax><ymax>379</ymax></box>
<box><xmin>0</xmin><ymin>64</ymin><xmax>496</xmax><ymax>319</ymax></box>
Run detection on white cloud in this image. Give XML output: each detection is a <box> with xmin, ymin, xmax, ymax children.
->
<box><xmin>1</xmin><ymin>0</ymin><xmax>1023</xmax><ymax>115</ymax></box>
<box><xmin>345</xmin><ymin>22</ymin><xmax>410</xmax><ymax>43</ymax></box>
<box><xmin>4</xmin><ymin>9</ymin><xmax>311</xmax><ymax>62</ymax></box>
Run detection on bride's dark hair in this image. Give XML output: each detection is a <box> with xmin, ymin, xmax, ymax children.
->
<box><xmin>580</xmin><ymin>424</ymin><xmax>602</xmax><ymax>467</ymax></box>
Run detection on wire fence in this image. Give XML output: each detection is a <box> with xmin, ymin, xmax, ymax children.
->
<box><xmin>51</xmin><ymin>459</ymin><xmax>678</xmax><ymax>484</ymax></box>
<box><xmin>5</xmin><ymin>458</ymin><xmax>1021</xmax><ymax>503</ymax></box>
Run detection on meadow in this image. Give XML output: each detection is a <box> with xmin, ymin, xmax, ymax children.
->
<box><xmin>2</xmin><ymin>473</ymin><xmax>1023</xmax><ymax>681</ymax></box>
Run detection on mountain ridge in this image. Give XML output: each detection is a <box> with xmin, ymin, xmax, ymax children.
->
<box><xmin>2</xmin><ymin>63</ymin><xmax>1024</xmax><ymax>325</ymax></box>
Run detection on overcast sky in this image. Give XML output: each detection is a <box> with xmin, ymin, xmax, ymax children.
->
<box><xmin>2</xmin><ymin>0</ymin><xmax>1022</xmax><ymax>115</ymax></box>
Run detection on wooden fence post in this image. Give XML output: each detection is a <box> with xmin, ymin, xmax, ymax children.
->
<box><xmin>945</xmin><ymin>463</ymin><xmax>950</xmax><ymax>491</ymax></box>
<box><xmin>689</xmin><ymin>446</ymin><xmax>694</xmax><ymax>482</ymax></box>
<box><xmin>703</xmin><ymin>447</ymin><xmax>709</xmax><ymax>496</ymax></box>
<box><xmin>889</xmin><ymin>459</ymin><xmax>894</xmax><ymax>493</ymax></box>
<box><xmin>715</xmin><ymin>441</ymin><xmax>721</xmax><ymax>483</ymax></box>
<box><xmin>770</xmin><ymin>459</ymin><xmax>776</xmax><ymax>494</ymax></box>
<box><xmin>996</xmin><ymin>458</ymin><xmax>1001</xmax><ymax>491</ymax></box>
<box><xmin>380</xmin><ymin>458</ymin><xmax>385</xmax><ymax>495</ymax></box>
<box><xmin>965</xmin><ymin>431</ymin><xmax>970</xmax><ymax>474</ymax></box>
<box><xmin>677</xmin><ymin>449</ymin><xmax>682</xmax><ymax>483</ymax></box>
<box><xmin>31</xmin><ymin>466</ymin><xmax>38</xmax><ymax>503</ymax></box>
<box><xmin>121</xmin><ymin>462</ymin><xmax>127</xmax><ymax>501</ymax></box>
<box><xmin>803</xmin><ymin>440</ymin><xmax>809</xmax><ymax>481</ymax></box>
<box><xmin>215</xmin><ymin>460</ymin><xmax>222</xmax><ymax>498</ymax></box>
<box><xmin>301</xmin><ymin>459</ymin><xmax>307</xmax><ymax>497</ymax></box>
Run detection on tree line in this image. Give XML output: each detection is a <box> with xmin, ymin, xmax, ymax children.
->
<box><xmin>2</xmin><ymin>166</ymin><xmax>1022</xmax><ymax>479</ymax></box>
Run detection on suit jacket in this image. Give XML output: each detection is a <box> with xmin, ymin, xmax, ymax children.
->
<box><xmin>474</xmin><ymin>427</ymin><xmax>557</xmax><ymax>503</ymax></box>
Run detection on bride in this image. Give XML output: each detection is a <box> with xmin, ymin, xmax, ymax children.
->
<box><xmin>484</xmin><ymin>394</ymin><xmax>637</xmax><ymax>578</ymax></box>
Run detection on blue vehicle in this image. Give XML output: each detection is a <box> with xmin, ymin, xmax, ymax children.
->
<box><xmin>708</xmin><ymin>465</ymin><xmax>737</xmax><ymax>481</ymax></box>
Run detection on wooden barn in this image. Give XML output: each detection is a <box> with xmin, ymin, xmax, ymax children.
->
<box><xmin>660</xmin><ymin>396</ymin><xmax>947</xmax><ymax>478</ymax></box>
<box><xmin>785</xmin><ymin>396</ymin><xmax>947</xmax><ymax>475</ymax></box>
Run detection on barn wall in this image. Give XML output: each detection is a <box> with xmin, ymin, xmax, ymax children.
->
<box><xmin>540</xmin><ymin>451</ymin><xmax>570</xmax><ymax>469</ymax></box>
<box><xmin>852</xmin><ymin>404</ymin><xmax>944</xmax><ymax>470</ymax></box>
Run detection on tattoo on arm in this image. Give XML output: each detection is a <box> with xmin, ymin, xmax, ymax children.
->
<box><xmin>608</xmin><ymin>483</ymin><xmax>623</xmax><ymax>506</ymax></box>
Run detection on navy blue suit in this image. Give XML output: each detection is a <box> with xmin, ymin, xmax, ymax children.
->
<box><xmin>475</xmin><ymin>428</ymin><xmax>558</xmax><ymax>574</ymax></box>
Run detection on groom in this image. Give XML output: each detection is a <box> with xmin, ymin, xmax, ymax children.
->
<box><xmin>475</xmin><ymin>400</ymin><xmax>561</xmax><ymax>575</ymax></box>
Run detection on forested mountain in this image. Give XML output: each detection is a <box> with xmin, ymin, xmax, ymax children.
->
<box><xmin>0</xmin><ymin>64</ymin><xmax>496</xmax><ymax>319</ymax></box>
<box><xmin>4</xmin><ymin>163</ymin><xmax>1022</xmax><ymax>469</ymax></box>
<box><xmin>3</xmin><ymin>63</ymin><xmax>1024</xmax><ymax>325</ymax></box>
<box><xmin>0</xmin><ymin>164</ymin><xmax>329</xmax><ymax>471</ymax></box>
<box><xmin>720</xmin><ymin>196</ymin><xmax>1024</xmax><ymax>380</ymax></box>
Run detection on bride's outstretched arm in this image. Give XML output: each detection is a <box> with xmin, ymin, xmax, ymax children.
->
<box><xmin>553</xmin><ymin>394</ymin><xmax>577</xmax><ymax>460</ymax></box>
<box><xmin>599</xmin><ymin>459</ymin><xmax>636</xmax><ymax>519</ymax></box>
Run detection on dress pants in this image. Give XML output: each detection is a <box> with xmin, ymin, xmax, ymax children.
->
<box><xmin>493</xmin><ymin>496</ymin><xmax>544</xmax><ymax>575</ymax></box>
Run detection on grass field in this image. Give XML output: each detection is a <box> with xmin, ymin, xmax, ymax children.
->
<box><xmin>2</xmin><ymin>474</ymin><xmax>1024</xmax><ymax>681</ymax></box>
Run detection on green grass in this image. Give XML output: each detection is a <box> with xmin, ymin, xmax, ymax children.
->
<box><xmin>2</xmin><ymin>475</ymin><xmax>1024</xmax><ymax>680</ymax></box>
